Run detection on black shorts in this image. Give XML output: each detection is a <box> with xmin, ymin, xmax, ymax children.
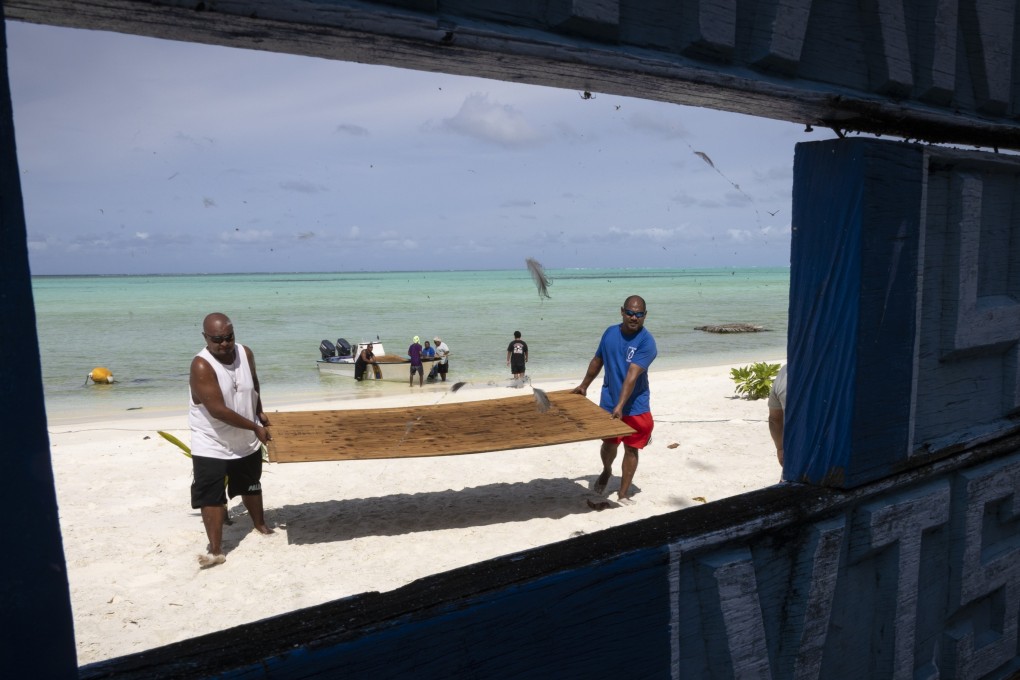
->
<box><xmin>437</xmin><ymin>362</ymin><xmax>449</xmax><ymax>375</ymax></box>
<box><xmin>510</xmin><ymin>360</ymin><xmax>526</xmax><ymax>374</ymax></box>
<box><xmin>191</xmin><ymin>449</ymin><xmax>263</xmax><ymax>508</ymax></box>
<box><xmin>410</xmin><ymin>364</ymin><xmax>423</xmax><ymax>376</ymax></box>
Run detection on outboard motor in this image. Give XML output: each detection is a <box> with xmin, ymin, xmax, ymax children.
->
<box><xmin>319</xmin><ymin>339</ymin><xmax>336</xmax><ymax>360</ymax></box>
<box><xmin>335</xmin><ymin>338</ymin><xmax>353</xmax><ymax>357</ymax></box>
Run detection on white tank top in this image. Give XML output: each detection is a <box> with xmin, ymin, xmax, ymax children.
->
<box><xmin>188</xmin><ymin>344</ymin><xmax>260</xmax><ymax>460</ymax></box>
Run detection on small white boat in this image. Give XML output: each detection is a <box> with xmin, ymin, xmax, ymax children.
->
<box><xmin>317</xmin><ymin>338</ymin><xmax>436</xmax><ymax>382</ymax></box>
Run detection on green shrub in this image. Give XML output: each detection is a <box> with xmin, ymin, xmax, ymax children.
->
<box><xmin>729</xmin><ymin>362</ymin><xmax>781</xmax><ymax>400</ymax></box>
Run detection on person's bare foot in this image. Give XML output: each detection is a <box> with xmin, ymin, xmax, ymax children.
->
<box><xmin>593</xmin><ymin>469</ymin><xmax>611</xmax><ymax>495</ymax></box>
<box><xmin>254</xmin><ymin>525</ymin><xmax>274</xmax><ymax>535</ymax></box>
<box><xmin>197</xmin><ymin>553</ymin><xmax>225</xmax><ymax>569</ymax></box>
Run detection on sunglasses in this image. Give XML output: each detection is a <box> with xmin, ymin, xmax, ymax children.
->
<box><xmin>623</xmin><ymin>309</ymin><xmax>647</xmax><ymax>318</ymax></box>
<box><xmin>204</xmin><ymin>332</ymin><xmax>235</xmax><ymax>343</ymax></box>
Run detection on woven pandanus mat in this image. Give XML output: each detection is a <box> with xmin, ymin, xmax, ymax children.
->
<box><xmin>266</xmin><ymin>390</ymin><xmax>634</xmax><ymax>462</ymax></box>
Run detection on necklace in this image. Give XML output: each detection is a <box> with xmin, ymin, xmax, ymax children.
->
<box><xmin>222</xmin><ymin>354</ymin><xmax>239</xmax><ymax>392</ymax></box>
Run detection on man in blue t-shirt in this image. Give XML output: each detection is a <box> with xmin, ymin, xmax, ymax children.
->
<box><xmin>573</xmin><ymin>295</ymin><xmax>657</xmax><ymax>505</ymax></box>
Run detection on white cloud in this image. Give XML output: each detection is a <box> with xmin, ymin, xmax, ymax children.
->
<box><xmin>438</xmin><ymin>93</ymin><xmax>543</xmax><ymax>148</ymax></box>
<box><xmin>726</xmin><ymin>228</ymin><xmax>754</xmax><ymax>242</ymax></box>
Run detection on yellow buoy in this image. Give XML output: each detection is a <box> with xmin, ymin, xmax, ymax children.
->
<box><xmin>88</xmin><ymin>367</ymin><xmax>114</xmax><ymax>384</ymax></box>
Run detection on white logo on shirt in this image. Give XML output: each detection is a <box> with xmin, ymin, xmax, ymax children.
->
<box><xmin>627</xmin><ymin>346</ymin><xmax>637</xmax><ymax>362</ymax></box>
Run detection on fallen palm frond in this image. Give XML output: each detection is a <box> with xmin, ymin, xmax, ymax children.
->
<box><xmin>158</xmin><ymin>430</ymin><xmax>192</xmax><ymax>457</ymax></box>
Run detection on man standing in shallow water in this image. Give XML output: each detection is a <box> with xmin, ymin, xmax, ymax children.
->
<box><xmin>573</xmin><ymin>296</ymin><xmax>657</xmax><ymax>506</ymax></box>
<box><xmin>189</xmin><ymin>312</ymin><xmax>273</xmax><ymax>568</ymax></box>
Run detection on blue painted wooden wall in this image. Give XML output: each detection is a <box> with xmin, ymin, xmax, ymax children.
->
<box><xmin>788</xmin><ymin>140</ymin><xmax>1020</xmax><ymax>488</ymax></box>
<box><xmin>0</xmin><ymin>6</ymin><xmax>77</xmax><ymax>676</ymax></box>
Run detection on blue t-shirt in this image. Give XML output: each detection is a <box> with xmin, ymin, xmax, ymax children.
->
<box><xmin>595</xmin><ymin>324</ymin><xmax>657</xmax><ymax>416</ymax></box>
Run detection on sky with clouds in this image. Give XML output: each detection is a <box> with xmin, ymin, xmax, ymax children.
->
<box><xmin>6</xmin><ymin>20</ymin><xmax>817</xmax><ymax>275</ymax></box>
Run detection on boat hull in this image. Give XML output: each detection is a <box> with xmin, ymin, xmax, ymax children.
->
<box><xmin>317</xmin><ymin>338</ymin><xmax>440</xmax><ymax>383</ymax></box>
<box><xmin>317</xmin><ymin>358</ymin><xmax>407</xmax><ymax>381</ymax></box>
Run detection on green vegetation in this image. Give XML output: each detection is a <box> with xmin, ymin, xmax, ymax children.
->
<box><xmin>729</xmin><ymin>362</ymin><xmax>781</xmax><ymax>400</ymax></box>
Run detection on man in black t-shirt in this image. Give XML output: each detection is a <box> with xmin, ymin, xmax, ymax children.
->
<box><xmin>506</xmin><ymin>330</ymin><xmax>529</xmax><ymax>380</ymax></box>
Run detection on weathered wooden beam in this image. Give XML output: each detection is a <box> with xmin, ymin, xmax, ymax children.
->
<box><xmin>5</xmin><ymin>0</ymin><xmax>1020</xmax><ymax>149</ymax></box>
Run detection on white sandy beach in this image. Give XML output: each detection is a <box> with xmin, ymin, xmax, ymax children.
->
<box><xmin>48</xmin><ymin>362</ymin><xmax>784</xmax><ymax>665</ymax></box>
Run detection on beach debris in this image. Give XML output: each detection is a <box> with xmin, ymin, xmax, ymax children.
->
<box><xmin>587</xmin><ymin>497</ymin><xmax>619</xmax><ymax>511</ymax></box>
<box><xmin>533</xmin><ymin>387</ymin><xmax>551</xmax><ymax>413</ymax></box>
<box><xmin>694</xmin><ymin>323</ymin><xmax>766</xmax><ymax>333</ymax></box>
<box><xmin>450</xmin><ymin>381</ymin><xmax>467</xmax><ymax>393</ymax></box>
<box><xmin>667</xmin><ymin>442</ymin><xmax>679</xmax><ymax>449</ymax></box>
<box><xmin>692</xmin><ymin>496</ymin><xmax>707</xmax><ymax>503</ymax></box>
<box><xmin>525</xmin><ymin>257</ymin><xmax>552</xmax><ymax>298</ymax></box>
<box><xmin>86</xmin><ymin>366</ymin><xmax>115</xmax><ymax>385</ymax></box>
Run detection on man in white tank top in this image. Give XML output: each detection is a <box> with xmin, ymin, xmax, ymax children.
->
<box><xmin>189</xmin><ymin>312</ymin><xmax>273</xmax><ymax>568</ymax></box>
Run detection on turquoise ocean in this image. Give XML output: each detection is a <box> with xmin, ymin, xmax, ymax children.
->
<box><xmin>31</xmin><ymin>268</ymin><xmax>789</xmax><ymax>424</ymax></box>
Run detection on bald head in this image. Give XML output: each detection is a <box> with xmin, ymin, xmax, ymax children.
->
<box><xmin>203</xmin><ymin>313</ymin><xmax>232</xmax><ymax>334</ymax></box>
<box><xmin>201</xmin><ymin>313</ymin><xmax>237</xmax><ymax>361</ymax></box>
<box><xmin>623</xmin><ymin>295</ymin><xmax>646</xmax><ymax>310</ymax></box>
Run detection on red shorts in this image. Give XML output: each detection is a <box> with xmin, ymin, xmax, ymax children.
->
<box><xmin>603</xmin><ymin>411</ymin><xmax>654</xmax><ymax>449</ymax></box>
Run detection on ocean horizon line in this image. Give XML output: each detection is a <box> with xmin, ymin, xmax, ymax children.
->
<box><xmin>31</xmin><ymin>264</ymin><xmax>791</xmax><ymax>279</ymax></box>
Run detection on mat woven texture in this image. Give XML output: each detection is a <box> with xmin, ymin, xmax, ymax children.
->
<box><xmin>266</xmin><ymin>390</ymin><xmax>634</xmax><ymax>462</ymax></box>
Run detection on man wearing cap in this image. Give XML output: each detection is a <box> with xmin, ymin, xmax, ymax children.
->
<box><xmin>408</xmin><ymin>336</ymin><xmax>424</xmax><ymax>387</ymax></box>
<box><xmin>433</xmin><ymin>337</ymin><xmax>451</xmax><ymax>382</ymax></box>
